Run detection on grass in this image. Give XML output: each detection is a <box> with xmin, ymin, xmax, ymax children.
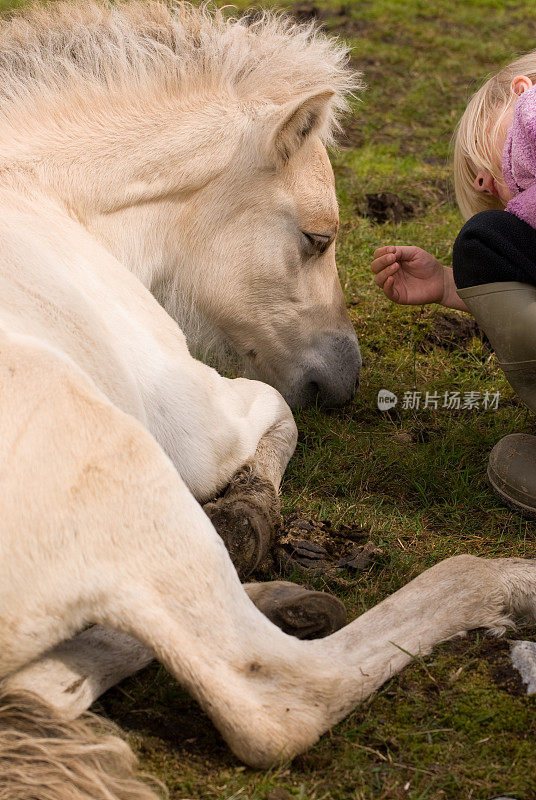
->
<box><xmin>4</xmin><ymin>0</ymin><xmax>536</xmax><ymax>797</ymax></box>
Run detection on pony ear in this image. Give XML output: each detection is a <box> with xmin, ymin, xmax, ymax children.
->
<box><xmin>263</xmin><ymin>90</ymin><xmax>335</xmax><ymax>169</ymax></box>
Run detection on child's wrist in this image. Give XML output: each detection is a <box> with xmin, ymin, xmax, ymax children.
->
<box><xmin>440</xmin><ymin>266</ymin><xmax>468</xmax><ymax>311</ymax></box>
<box><xmin>437</xmin><ymin>265</ymin><xmax>452</xmax><ymax>305</ymax></box>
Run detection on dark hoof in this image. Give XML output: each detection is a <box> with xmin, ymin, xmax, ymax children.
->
<box><xmin>204</xmin><ymin>497</ymin><xmax>274</xmax><ymax>579</ymax></box>
<box><xmin>248</xmin><ymin>581</ymin><xmax>347</xmax><ymax>639</ymax></box>
<box><xmin>203</xmin><ymin>466</ymin><xmax>280</xmax><ymax>580</ymax></box>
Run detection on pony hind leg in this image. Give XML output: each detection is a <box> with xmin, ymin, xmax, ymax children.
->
<box><xmin>4</xmin><ymin>582</ymin><xmax>345</xmax><ymax>721</ymax></box>
<box><xmin>6</xmin><ymin>361</ymin><xmax>536</xmax><ymax>773</ymax></box>
<box><xmin>94</xmin><ymin>542</ymin><xmax>536</xmax><ymax>770</ymax></box>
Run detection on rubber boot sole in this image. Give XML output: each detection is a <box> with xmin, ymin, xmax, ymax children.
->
<box><xmin>487</xmin><ymin>464</ymin><xmax>536</xmax><ymax>521</ymax></box>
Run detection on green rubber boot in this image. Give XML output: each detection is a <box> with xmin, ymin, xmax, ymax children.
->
<box><xmin>457</xmin><ymin>281</ymin><xmax>536</xmax><ymax>518</ymax></box>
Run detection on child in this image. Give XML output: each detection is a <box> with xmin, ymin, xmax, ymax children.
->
<box><xmin>370</xmin><ymin>54</ymin><xmax>536</xmax><ymax>519</ymax></box>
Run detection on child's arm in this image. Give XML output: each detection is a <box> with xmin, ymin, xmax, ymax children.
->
<box><xmin>370</xmin><ymin>245</ymin><xmax>468</xmax><ymax>312</ymax></box>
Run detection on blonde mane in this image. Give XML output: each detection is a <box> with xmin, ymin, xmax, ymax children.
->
<box><xmin>0</xmin><ymin>0</ymin><xmax>360</xmax><ymax>140</ymax></box>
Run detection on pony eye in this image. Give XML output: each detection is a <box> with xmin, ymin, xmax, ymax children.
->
<box><xmin>301</xmin><ymin>231</ymin><xmax>333</xmax><ymax>256</ymax></box>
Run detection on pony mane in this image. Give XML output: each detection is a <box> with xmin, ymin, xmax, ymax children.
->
<box><xmin>0</xmin><ymin>0</ymin><xmax>361</xmax><ymax>139</ymax></box>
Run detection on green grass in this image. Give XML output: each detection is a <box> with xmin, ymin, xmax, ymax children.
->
<box><xmin>5</xmin><ymin>0</ymin><xmax>536</xmax><ymax>797</ymax></box>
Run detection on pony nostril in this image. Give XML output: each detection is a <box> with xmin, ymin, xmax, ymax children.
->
<box><xmin>306</xmin><ymin>381</ymin><xmax>320</xmax><ymax>399</ymax></box>
<box><xmin>478</xmin><ymin>177</ymin><xmax>484</xmax><ymax>187</ymax></box>
<box><xmin>293</xmin><ymin>333</ymin><xmax>361</xmax><ymax>409</ymax></box>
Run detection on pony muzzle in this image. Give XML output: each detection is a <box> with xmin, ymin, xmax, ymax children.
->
<box><xmin>285</xmin><ymin>331</ymin><xmax>361</xmax><ymax>409</ymax></box>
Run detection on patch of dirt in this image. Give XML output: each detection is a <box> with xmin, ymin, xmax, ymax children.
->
<box><xmin>443</xmin><ymin>633</ymin><xmax>526</xmax><ymax>697</ymax></box>
<box><xmin>359</xmin><ymin>192</ymin><xmax>416</xmax><ymax>224</ymax></box>
<box><xmin>290</xmin><ymin>2</ymin><xmax>323</xmax><ymax>22</ymax></box>
<box><xmin>289</xmin><ymin>3</ymin><xmax>369</xmax><ymax>37</ymax></box>
<box><xmin>97</xmin><ymin>664</ymin><xmax>230</xmax><ymax>760</ymax></box>
<box><xmin>261</xmin><ymin>512</ymin><xmax>382</xmax><ymax>585</ymax></box>
<box><xmin>292</xmin><ymin>750</ymin><xmax>333</xmax><ymax>771</ymax></box>
<box><xmin>417</xmin><ymin>312</ymin><xmax>486</xmax><ymax>353</ymax></box>
<box><xmin>346</xmin><ymin>293</ymin><xmax>363</xmax><ymax>307</ymax></box>
<box><xmin>490</xmin><ymin>651</ymin><xmax>526</xmax><ymax>697</ymax></box>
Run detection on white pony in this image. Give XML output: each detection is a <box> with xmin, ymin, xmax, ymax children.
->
<box><xmin>1</xmin><ymin>4</ymin><xmax>536</xmax><ymax>799</ymax></box>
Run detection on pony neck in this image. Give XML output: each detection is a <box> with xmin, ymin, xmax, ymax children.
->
<box><xmin>0</xmin><ymin>90</ymin><xmax>245</xmax><ymax>290</ymax></box>
<box><xmin>2</xmin><ymin>89</ymin><xmax>244</xmax><ymax>218</ymax></box>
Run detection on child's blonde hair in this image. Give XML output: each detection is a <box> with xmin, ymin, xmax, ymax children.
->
<box><xmin>454</xmin><ymin>51</ymin><xmax>536</xmax><ymax>220</ymax></box>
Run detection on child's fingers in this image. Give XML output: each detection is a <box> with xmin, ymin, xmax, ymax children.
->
<box><xmin>373</xmin><ymin>263</ymin><xmax>399</xmax><ymax>287</ymax></box>
<box><xmin>371</xmin><ymin>251</ymin><xmax>398</xmax><ymax>274</ymax></box>
<box><xmin>384</xmin><ymin>276</ymin><xmax>400</xmax><ymax>302</ymax></box>
<box><xmin>373</xmin><ymin>245</ymin><xmax>396</xmax><ymax>259</ymax></box>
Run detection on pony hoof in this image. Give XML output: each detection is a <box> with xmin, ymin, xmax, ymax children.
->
<box><xmin>248</xmin><ymin>581</ymin><xmax>347</xmax><ymax>639</ymax></box>
<box><xmin>204</xmin><ymin>497</ymin><xmax>274</xmax><ymax>579</ymax></box>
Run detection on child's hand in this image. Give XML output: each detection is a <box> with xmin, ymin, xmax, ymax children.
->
<box><xmin>371</xmin><ymin>245</ymin><xmax>446</xmax><ymax>305</ymax></box>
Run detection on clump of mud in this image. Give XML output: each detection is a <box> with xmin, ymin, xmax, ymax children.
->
<box><xmin>261</xmin><ymin>513</ymin><xmax>382</xmax><ymax>585</ymax></box>
<box><xmin>418</xmin><ymin>312</ymin><xmax>485</xmax><ymax>353</ymax></box>
<box><xmin>266</xmin><ymin>790</ymin><xmax>293</xmax><ymax>800</ymax></box>
<box><xmin>360</xmin><ymin>192</ymin><xmax>416</xmax><ymax>224</ymax></box>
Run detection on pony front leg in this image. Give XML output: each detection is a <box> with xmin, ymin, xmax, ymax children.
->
<box><xmin>203</xmin><ymin>384</ymin><xmax>297</xmax><ymax>578</ymax></box>
<box><xmin>148</xmin><ymin>360</ymin><xmax>297</xmax><ymax>577</ymax></box>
